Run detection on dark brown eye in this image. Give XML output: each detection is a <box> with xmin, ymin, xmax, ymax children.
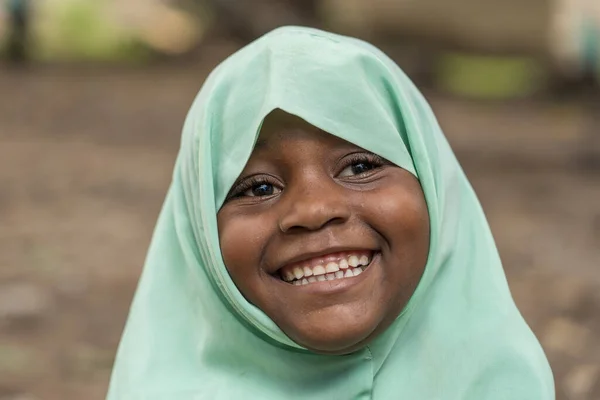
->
<box><xmin>226</xmin><ymin>175</ymin><xmax>283</xmax><ymax>201</ymax></box>
<box><xmin>338</xmin><ymin>153</ymin><xmax>384</xmax><ymax>178</ymax></box>
<box><xmin>350</xmin><ymin>162</ymin><xmax>375</xmax><ymax>175</ymax></box>
<box><xmin>249</xmin><ymin>183</ymin><xmax>275</xmax><ymax>197</ymax></box>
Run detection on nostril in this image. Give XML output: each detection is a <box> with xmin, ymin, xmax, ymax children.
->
<box><xmin>278</xmin><ymin>188</ymin><xmax>352</xmax><ymax>233</ymax></box>
<box><xmin>280</xmin><ymin>215</ymin><xmax>347</xmax><ymax>233</ymax></box>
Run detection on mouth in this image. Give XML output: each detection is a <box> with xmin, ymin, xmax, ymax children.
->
<box><xmin>277</xmin><ymin>250</ymin><xmax>376</xmax><ymax>286</ymax></box>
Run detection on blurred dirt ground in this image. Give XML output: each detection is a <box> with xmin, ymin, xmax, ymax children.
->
<box><xmin>0</xmin><ymin>62</ymin><xmax>598</xmax><ymax>400</ymax></box>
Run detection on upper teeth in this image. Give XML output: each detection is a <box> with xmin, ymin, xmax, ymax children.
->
<box><xmin>280</xmin><ymin>252</ymin><xmax>373</xmax><ymax>283</ymax></box>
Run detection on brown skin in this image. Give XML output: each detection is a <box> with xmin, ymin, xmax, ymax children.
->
<box><xmin>217</xmin><ymin>112</ymin><xmax>430</xmax><ymax>355</ymax></box>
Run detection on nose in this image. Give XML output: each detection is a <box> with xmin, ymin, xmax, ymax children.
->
<box><xmin>278</xmin><ymin>172</ymin><xmax>351</xmax><ymax>233</ymax></box>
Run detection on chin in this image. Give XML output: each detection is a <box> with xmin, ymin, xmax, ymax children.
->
<box><xmin>285</xmin><ymin>314</ymin><xmax>380</xmax><ymax>355</ymax></box>
<box><xmin>299</xmin><ymin>334</ymin><xmax>372</xmax><ymax>355</ymax></box>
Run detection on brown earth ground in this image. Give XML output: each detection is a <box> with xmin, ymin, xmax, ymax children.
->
<box><xmin>0</xmin><ymin>59</ymin><xmax>598</xmax><ymax>400</ymax></box>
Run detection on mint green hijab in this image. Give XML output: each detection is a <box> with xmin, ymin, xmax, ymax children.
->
<box><xmin>107</xmin><ymin>27</ymin><xmax>554</xmax><ymax>399</ymax></box>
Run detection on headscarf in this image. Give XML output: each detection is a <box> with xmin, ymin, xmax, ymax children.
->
<box><xmin>107</xmin><ymin>27</ymin><xmax>554</xmax><ymax>399</ymax></box>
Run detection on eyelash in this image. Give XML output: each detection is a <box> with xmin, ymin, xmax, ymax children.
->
<box><xmin>226</xmin><ymin>152</ymin><xmax>387</xmax><ymax>200</ymax></box>
<box><xmin>340</xmin><ymin>153</ymin><xmax>387</xmax><ymax>176</ymax></box>
<box><xmin>229</xmin><ymin>176</ymin><xmax>279</xmax><ymax>199</ymax></box>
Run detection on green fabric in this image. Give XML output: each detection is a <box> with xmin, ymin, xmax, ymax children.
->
<box><xmin>582</xmin><ymin>20</ymin><xmax>599</xmax><ymax>72</ymax></box>
<box><xmin>107</xmin><ymin>27</ymin><xmax>554</xmax><ymax>399</ymax></box>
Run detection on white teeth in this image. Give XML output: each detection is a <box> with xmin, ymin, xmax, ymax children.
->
<box><xmin>283</xmin><ymin>252</ymin><xmax>374</xmax><ymax>285</ymax></box>
<box><xmin>312</xmin><ymin>265</ymin><xmax>326</xmax><ymax>276</ymax></box>
<box><xmin>293</xmin><ymin>267</ymin><xmax>304</xmax><ymax>280</ymax></box>
<box><xmin>325</xmin><ymin>262</ymin><xmax>339</xmax><ymax>273</ymax></box>
<box><xmin>283</xmin><ymin>271</ymin><xmax>295</xmax><ymax>281</ymax></box>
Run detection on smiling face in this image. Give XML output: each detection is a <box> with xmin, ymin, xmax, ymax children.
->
<box><xmin>217</xmin><ymin>112</ymin><xmax>430</xmax><ymax>354</ymax></box>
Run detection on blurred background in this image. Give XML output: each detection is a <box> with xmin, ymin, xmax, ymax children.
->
<box><xmin>0</xmin><ymin>0</ymin><xmax>598</xmax><ymax>399</ymax></box>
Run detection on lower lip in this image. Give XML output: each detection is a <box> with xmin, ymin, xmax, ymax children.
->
<box><xmin>279</xmin><ymin>252</ymin><xmax>381</xmax><ymax>295</ymax></box>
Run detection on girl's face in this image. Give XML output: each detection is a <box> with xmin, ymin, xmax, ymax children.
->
<box><xmin>217</xmin><ymin>114</ymin><xmax>430</xmax><ymax>354</ymax></box>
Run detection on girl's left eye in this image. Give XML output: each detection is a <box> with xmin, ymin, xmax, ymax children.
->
<box><xmin>244</xmin><ymin>182</ymin><xmax>278</xmax><ymax>197</ymax></box>
<box><xmin>338</xmin><ymin>155</ymin><xmax>385</xmax><ymax>178</ymax></box>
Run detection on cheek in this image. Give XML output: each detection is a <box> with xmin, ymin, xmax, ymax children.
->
<box><xmin>217</xmin><ymin>210</ymin><xmax>269</xmax><ymax>280</ymax></box>
<box><xmin>362</xmin><ymin>180</ymin><xmax>430</xmax><ymax>280</ymax></box>
<box><xmin>371</xmin><ymin>185</ymin><xmax>429</xmax><ymax>242</ymax></box>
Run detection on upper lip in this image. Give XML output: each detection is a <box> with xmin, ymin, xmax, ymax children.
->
<box><xmin>270</xmin><ymin>246</ymin><xmax>377</xmax><ymax>274</ymax></box>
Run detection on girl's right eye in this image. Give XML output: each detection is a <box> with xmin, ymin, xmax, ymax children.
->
<box><xmin>228</xmin><ymin>177</ymin><xmax>282</xmax><ymax>200</ymax></box>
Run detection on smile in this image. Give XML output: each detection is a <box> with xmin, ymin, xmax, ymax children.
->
<box><xmin>279</xmin><ymin>251</ymin><xmax>374</xmax><ymax>286</ymax></box>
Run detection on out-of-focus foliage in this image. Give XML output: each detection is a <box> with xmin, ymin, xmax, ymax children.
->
<box><xmin>0</xmin><ymin>0</ymin><xmax>208</xmax><ymax>62</ymax></box>
<box><xmin>34</xmin><ymin>0</ymin><xmax>147</xmax><ymax>62</ymax></box>
<box><xmin>434</xmin><ymin>53</ymin><xmax>547</xmax><ymax>99</ymax></box>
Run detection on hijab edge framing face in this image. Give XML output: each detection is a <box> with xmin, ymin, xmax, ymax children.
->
<box><xmin>216</xmin><ymin>110</ymin><xmax>431</xmax><ymax>354</ymax></box>
<box><xmin>107</xmin><ymin>26</ymin><xmax>554</xmax><ymax>400</ymax></box>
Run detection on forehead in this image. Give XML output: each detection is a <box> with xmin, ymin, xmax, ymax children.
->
<box><xmin>254</xmin><ymin>111</ymin><xmax>356</xmax><ymax>153</ymax></box>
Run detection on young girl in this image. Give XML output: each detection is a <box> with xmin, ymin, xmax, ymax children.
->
<box><xmin>107</xmin><ymin>27</ymin><xmax>554</xmax><ymax>399</ymax></box>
